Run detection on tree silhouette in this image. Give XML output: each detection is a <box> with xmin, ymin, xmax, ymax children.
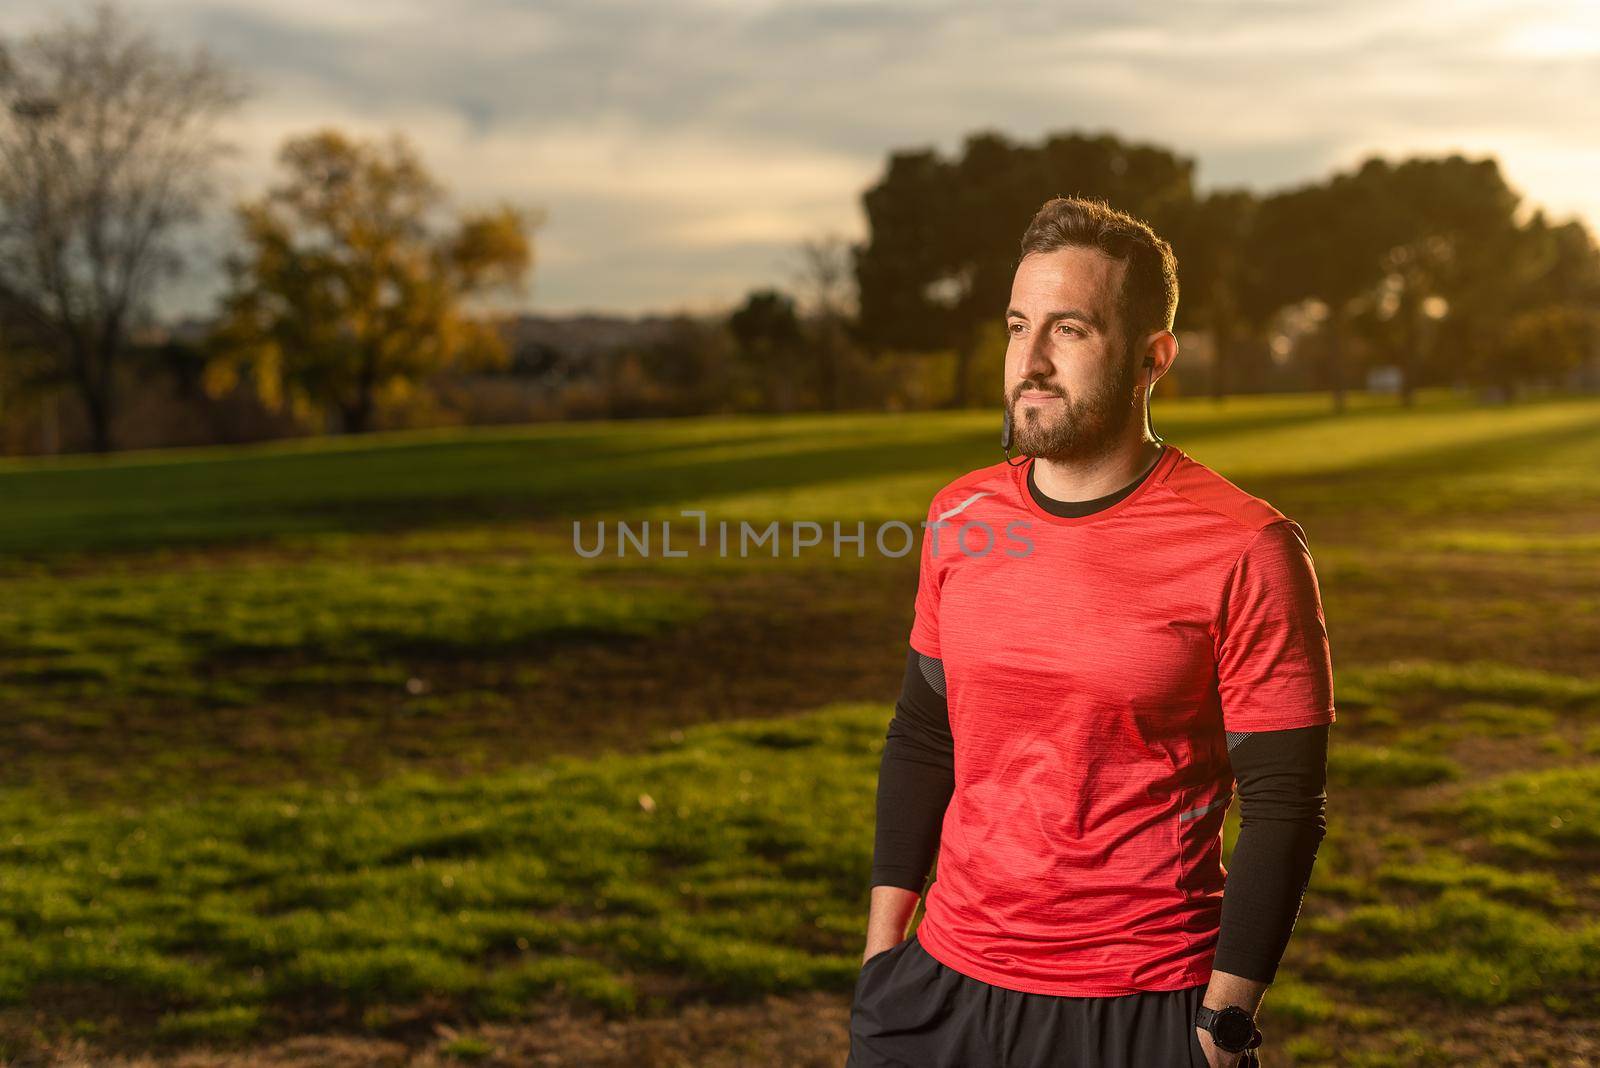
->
<box><xmin>1164</xmin><ymin>189</ymin><xmax>1261</xmax><ymax>401</ymax></box>
<box><xmin>1248</xmin><ymin>158</ymin><xmax>1413</xmax><ymax>411</ymax></box>
<box><xmin>856</xmin><ymin>130</ymin><xmax>1193</xmax><ymax>408</ymax></box>
<box><xmin>728</xmin><ymin>288</ymin><xmax>804</xmax><ymax>411</ymax></box>
<box><xmin>790</xmin><ymin>232</ymin><xmax>856</xmax><ymax>410</ymax></box>
<box><xmin>1371</xmin><ymin>156</ymin><xmax>1523</xmax><ymax>404</ymax></box>
<box><xmin>1447</xmin><ymin>211</ymin><xmax>1600</xmax><ymax>400</ymax></box>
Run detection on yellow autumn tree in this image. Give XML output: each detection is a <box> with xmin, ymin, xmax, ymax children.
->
<box><xmin>207</xmin><ymin>128</ymin><xmax>536</xmax><ymax>432</ymax></box>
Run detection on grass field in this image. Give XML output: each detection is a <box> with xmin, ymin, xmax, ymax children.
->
<box><xmin>2</xmin><ymin>388</ymin><xmax>1598</xmax><ymax>1066</ymax></box>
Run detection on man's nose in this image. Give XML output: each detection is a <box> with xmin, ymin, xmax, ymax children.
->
<box><xmin>1021</xmin><ymin>331</ymin><xmax>1053</xmax><ymax>380</ymax></box>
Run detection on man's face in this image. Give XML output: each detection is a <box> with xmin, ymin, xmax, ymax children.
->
<box><xmin>1004</xmin><ymin>247</ymin><xmax>1143</xmax><ymax>463</ymax></box>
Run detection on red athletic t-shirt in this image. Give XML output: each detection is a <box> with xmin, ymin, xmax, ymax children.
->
<box><xmin>908</xmin><ymin>443</ymin><xmax>1336</xmax><ymax>996</ymax></box>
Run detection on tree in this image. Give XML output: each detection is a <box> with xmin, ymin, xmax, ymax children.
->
<box><xmin>632</xmin><ymin>314</ymin><xmax>740</xmax><ymax>416</ymax></box>
<box><xmin>728</xmin><ymin>288</ymin><xmax>803</xmax><ymax>411</ymax></box>
<box><xmin>856</xmin><ymin>130</ymin><xmax>1194</xmax><ymax>408</ymax></box>
<box><xmin>1248</xmin><ymin>159</ymin><xmax>1412</xmax><ymax>411</ymax></box>
<box><xmin>1501</xmin><ymin>304</ymin><xmax>1598</xmax><ymax>391</ymax></box>
<box><xmin>1163</xmin><ymin>189</ymin><xmax>1261</xmax><ymax>401</ymax></box>
<box><xmin>0</xmin><ymin>2</ymin><xmax>245</xmax><ymax>452</ymax></box>
<box><xmin>789</xmin><ymin>231</ymin><xmax>857</xmax><ymax>410</ymax></box>
<box><xmin>854</xmin><ymin>148</ymin><xmax>956</xmax><ymax>394</ymax></box>
<box><xmin>208</xmin><ymin>129</ymin><xmax>535</xmax><ymax>433</ymax></box>
<box><xmin>1445</xmin><ymin>212</ymin><xmax>1600</xmax><ymax>400</ymax></box>
<box><xmin>1368</xmin><ymin>156</ymin><xmax>1524</xmax><ymax>404</ymax></box>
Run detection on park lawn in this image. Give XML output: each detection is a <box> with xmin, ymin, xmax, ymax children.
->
<box><xmin>2</xmin><ymin>388</ymin><xmax>1599</xmax><ymax>1064</ymax></box>
<box><xmin>0</xmin><ymin>659</ymin><xmax>1597</xmax><ymax>1060</ymax></box>
<box><xmin>2</xmin><ymin>388</ymin><xmax>1599</xmax><ymax>556</ymax></box>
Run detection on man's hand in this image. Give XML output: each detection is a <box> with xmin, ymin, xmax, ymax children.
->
<box><xmin>862</xmin><ymin>943</ymin><xmax>897</xmax><ymax>968</ymax></box>
<box><xmin>1194</xmin><ymin>1025</ymin><xmax>1245</xmax><ymax>1067</ymax></box>
<box><xmin>1196</xmin><ymin>968</ymin><xmax>1267</xmax><ymax>1067</ymax></box>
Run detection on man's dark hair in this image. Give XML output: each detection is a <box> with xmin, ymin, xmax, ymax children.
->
<box><xmin>1017</xmin><ymin>196</ymin><xmax>1180</xmax><ymax>348</ymax></box>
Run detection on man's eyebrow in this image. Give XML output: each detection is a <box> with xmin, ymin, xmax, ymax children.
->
<box><xmin>1005</xmin><ymin>307</ymin><xmax>1105</xmax><ymax>331</ymax></box>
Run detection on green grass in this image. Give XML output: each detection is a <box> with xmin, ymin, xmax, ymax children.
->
<box><xmin>2</xmin><ymin>389</ymin><xmax>1598</xmax><ymax>557</ymax></box>
<box><xmin>1335</xmin><ymin>659</ymin><xmax>1600</xmax><ymax>710</ymax></box>
<box><xmin>1445</xmin><ymin>764</ymin><xmax>1600</xmax><ymax>853</ymax></box>
<box><xmin>1374</xmin><ymin>851</ymin><xmax>1573</xmax><ymax>909</ymax></box>
<box><xmin>1327</xmin><ymin>743</ymin><xmax>1461</xmax><ymax>787</ymax></box>
<box><xmin>1418</xmin><ymin>529</ymin><xmax>1600</xmax><ymax>555</ymax></box>
<box><xmin>1311</xmin><ymin>888</ymin><xmax>1600</xmax><ymax>1007</ymax></box>
<box><xmin>440</xmin><ymin>1032</ymin><xmax>494</xmax><ymax>1060</ymax></box>
<box><xmin>0</xmin><ymin>545</ymin><xmax>697</xmax><ymax>706</ymax></box>
<box><xmin>0</xmin><ymin>704</ymin><xmax>891</xmax><ymax>1042</ymax></box>
<box><xmin>154</xmin><ymin>1004</ymin><xmax>263</xmax><ymax>1044</ymax></box>
<box><xmin>3</xmin><ymin>673</ymin><xmax>1596</xmax><ymax>1049</ymax></box>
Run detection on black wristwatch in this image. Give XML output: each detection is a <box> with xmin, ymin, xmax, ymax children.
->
<box><xmin>1194</xmin><ymin>1004</ymin><xmax>1263</xmax><ymax>1054</ymax></box>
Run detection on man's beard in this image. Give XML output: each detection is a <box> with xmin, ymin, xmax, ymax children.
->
<box><xmin>1006</xmin><ymin>355</ymin><xmax>1141</xmax><ymax>463</ymax></box>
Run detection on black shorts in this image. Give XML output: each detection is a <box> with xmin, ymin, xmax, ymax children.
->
<box><xmin>847</xmin><ymin>931</ymin><xmax>1224</xmax><ymax>1068</ymax></box>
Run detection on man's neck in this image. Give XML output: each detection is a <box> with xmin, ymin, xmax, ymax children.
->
<box><xmin>1031</xmin><ymin>437</ymin><xmax>1165</xmax><ymax>503</ymax></box>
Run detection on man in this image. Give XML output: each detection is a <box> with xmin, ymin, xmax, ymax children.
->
<box><xmin>846</xmin><ymin>197</ymin><xmax>1335</xmax><ymax>1068</ymax></box>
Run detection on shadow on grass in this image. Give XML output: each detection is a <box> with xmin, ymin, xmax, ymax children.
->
<box><xmin>0</xmin><ymin>395</ymin><xmax>1516</xmax><ymax>557</ymax></box>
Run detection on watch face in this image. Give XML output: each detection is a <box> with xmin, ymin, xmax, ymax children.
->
<box><xmin>1214</xmin><ymin>1007</ymin><xmax>1255</xmax><ymax>1049</ymax></box>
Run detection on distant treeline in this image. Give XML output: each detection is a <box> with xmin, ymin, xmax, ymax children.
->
<box><xmin>1</xmin><ymin>7</ymin><xmax>1597</xmax><ymax>455</ymax></box>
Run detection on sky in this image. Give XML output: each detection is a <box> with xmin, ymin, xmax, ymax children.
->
<box><xmin>3</xmin><ymin>0</ymin><xmax>1598</xmax><ymax>319</ymax></box>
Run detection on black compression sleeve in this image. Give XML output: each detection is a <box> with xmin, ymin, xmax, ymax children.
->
<box><xmin>870</xmin><ymin>646</ymin><xmax>955</xmax><ymax>892</ymax></box>
<box><xmin>1212</xmin><ymin>723</ymin><xmax>1330</xmax><ymax>983</ymax></box>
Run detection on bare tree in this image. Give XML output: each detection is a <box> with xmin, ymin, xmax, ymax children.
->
<box><xmin>792</xmin><ymin>231</ymin><xmax>858</xmax><ymax>322</ymax></box>
<box><xmin>789</xmin><ymin>231</ymin><xmax>858</xmax><ymax>409</ymax></box>
<box><xmin>0</xmin><ymin>3</ymin><xmax>246</xmax><ymax>452</ymax></box>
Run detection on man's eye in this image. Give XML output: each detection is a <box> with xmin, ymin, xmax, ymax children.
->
<box><xmin>1058</xmin><ymin>324</ymin><xmax>1081</xmax><ymax>337</ymax></box>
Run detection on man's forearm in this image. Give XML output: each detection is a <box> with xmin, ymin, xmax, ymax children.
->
<box><xmin>1201</xmin><ymin>968</ymin><xmax>1267</xmax><ymax>1015</ymax></box>
<box><xmin>1196</xmin><ymin>969</ymin><xmax>1269</xmax><ymax>1066</ymax></box>
<box><xmin>863</xmin><ymin>885</ymin><xmax>921</xmax><ymax>961</ymax></box>
<box><xmin>862</xmin><ymin>648</ymin><xmax>953</xmax><ymax>960</ymax></box>
<box><xmin>868</xmin><ymin>647</ymin><xmax>955</xmax><ymax>890</ymax></box>
<box><xmin>1211</xmin><ymin>725</ymin><xmax>1329</xmax><ymax>982</ymax></box>
<box><xmin>1194</xmin><ymin>725</ymin><xmax>1330</xmax><ymax>1063</ymax></box>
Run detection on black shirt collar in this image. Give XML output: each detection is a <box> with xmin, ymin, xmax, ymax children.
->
<box><xmin>1025</xmin><ymin>450</ymin><xmax>1163</xmax><ymax>518</ymax></box>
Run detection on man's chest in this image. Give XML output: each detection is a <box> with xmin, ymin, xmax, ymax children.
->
<box><xmin>933</xmin><ymin>531</ymin><xmax>1230</xmax><ymax>737</ymax></box>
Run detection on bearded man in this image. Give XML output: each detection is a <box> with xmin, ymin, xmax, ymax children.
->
<box><xmin>846</xmin><ymin>196</ymin><xmax>1335</xmax><ymax>1068</ymax></box>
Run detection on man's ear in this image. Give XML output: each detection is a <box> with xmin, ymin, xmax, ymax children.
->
<box><xmin>1142</xmin><ymin>330</ymin><xmax>1178</xmax><ymax>381</ymax></box>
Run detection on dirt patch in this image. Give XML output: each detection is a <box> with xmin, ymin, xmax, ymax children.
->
<box><xmin>22</xmin><ymin>993</ymin><xmax>853</xmax><ymax>1068</ymax></box>
<box><xmin>3</xmin><ymin>555</ymin><xmax>918</xmax><ymax>805</ymax></box>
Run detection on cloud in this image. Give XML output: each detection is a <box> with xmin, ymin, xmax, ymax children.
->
<box><xmin>1</xmin><ymin>0</ymin><xmax>1595</xmax><ymax>316</ymax></box>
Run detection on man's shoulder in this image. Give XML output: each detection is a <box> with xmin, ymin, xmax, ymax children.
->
<box><xmin>1159</xmin><ymin>447</ymin><xmax>1291</xmax><ymax>535</ymax></box>
<box><xmin>923</xmin><ymin>458</ymin><xmax>1018</xmax><ymax>520</ymax></box>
